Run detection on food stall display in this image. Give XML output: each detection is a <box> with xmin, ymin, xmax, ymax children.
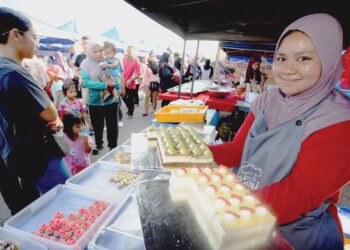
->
<box><xmin>157</xmin><ymin>125</ymin><xmax>213</xmax><ymax>166</ymax></box>
<box><xmin>169</xmin><ymin>166</ymin><xmax>276</xmax><ymax>250</ymax></box>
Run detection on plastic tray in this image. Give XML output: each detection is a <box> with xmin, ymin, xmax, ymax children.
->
<box><xmin>4</xmin><ymin>185</ymin><xmax>117</xmax><ymax>250</ymax></box>
<box><xmin>0</xmin><ymin>227</ymin><xmax>47</xmax><ymax>250</ymax></box>
<box><xmin>98</xmin><ymin>145</ymin><xmax>131</xmax><ymax>167</ymax></box>
<box><xmin>155</xmin><ymin>105</ymin><xmax>207</xmax><ymax>123</ymax></box>
<box><xmin>66</xmin><ymin>161</ymin><xmax>170</xmax><ymax>195</ymax></box>
<box><xmin>88</xmin><ymin>194</ymin><xmax>146</xmax><ymax>250</ymax></box>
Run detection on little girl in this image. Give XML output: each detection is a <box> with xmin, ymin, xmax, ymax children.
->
<box><xmin>59</xmin><ymin>81</ymin><xmax>93</xmax><ymax>133</ymax></box>
<box><xmin>63</xmin><ymin>112</ymin><xmax>93</xmax><ymax>175</ymax></box>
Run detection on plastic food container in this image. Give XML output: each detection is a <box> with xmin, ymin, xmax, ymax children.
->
<box><xmin>88</xmin><ymin>194</ymin><xmax>145</xmax><ymax>250</ymax></box>
<box><xmin>4</xmin><ymin>185</ymin><xmax>117</xmax><ymax>250</ymax></box>
<box><xmin>155</xmin><ymin>105</ymin><xmax>208</xmax><ymax>123</ymax></box>
<box><xmin>66</xmin><ymin>161</ymin><xmax>169</xmax><ymax>195</ymax></box>
<box><xmin>0</xmin><ymin>227</ymin><xmax>47</xmax><ymax>250</ymax></box>
<box><xmin>98</xmin><ymin>145</ymin><xmax>131</xmax><ymax>167</ymax></box>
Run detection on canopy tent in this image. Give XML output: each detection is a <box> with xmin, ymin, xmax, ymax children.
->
<box><xmin>57</xmin><ymin>19</ymin><xmax>79</xmax><ymax>34</ymax></box>
<box><xmin>31</xmin><ymin>18</ymin><xmax>79</xmax><ymax>56</ymax></box>
<box><xmin>124</xmin><ymin>0</ymin><xmax>350</xmax><ymax>47</ymax></box>
<box><xmin>102</xmin><ymin>26</ymin><xmax>124</xmax><ymax>44</ymax></box>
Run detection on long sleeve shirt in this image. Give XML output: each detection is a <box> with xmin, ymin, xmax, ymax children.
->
<box><xmin>210</xmin><ymin>112</ymin><xmax>350</xmax><ymax>235</ymax></box>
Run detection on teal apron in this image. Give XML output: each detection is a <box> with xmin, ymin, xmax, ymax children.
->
<box><xmin>237</xmin><ymin>103</ymin><xmax>343</xmax><ymax>250</ymax></box>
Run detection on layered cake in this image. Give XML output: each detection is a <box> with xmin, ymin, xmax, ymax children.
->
<box><xmin>169</xmin><ymin>166</ymin><xmax>276</xmax><ymax>250</ymax></box>
<box><xmin>146</xmin><ymin>125</ymin><xmax>158</xmax><ymax>140</ymax></box>
<box><xmin>157</xmin><ymin>125</ymin><xmax>213</xmax><ymax>166</ymax></box>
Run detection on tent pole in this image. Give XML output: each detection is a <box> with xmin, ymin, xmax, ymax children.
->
<box><xmin>177</xmin><ymin>39</ymin><xmax>187</xmax><ymax>99</ymax></box>
<box><xmin>190</xmin><ymin>40</ymin><xmax>200</xmax><ymax>99</ymax></box>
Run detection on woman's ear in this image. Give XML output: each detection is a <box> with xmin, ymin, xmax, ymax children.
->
<box><xmin>8</xmin><ymin>28</ymin><xmax>23</xmax><ymax>42</ymax></box>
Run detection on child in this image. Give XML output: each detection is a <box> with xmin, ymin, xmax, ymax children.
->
<box><xmin>46</xmin><ymin>65</ymin><xmax>65</xmax><ymax>110</ymax></box>
<box><xmin>63</xmin><ymin>112</ymin><xmax>93</xmax><ymax>175</ymax></box>
<box><xmin>100</xmin><ymin>41</ymin><xmax>122</xmax><ymax>101</ymax></box>
<box><xmin>59</xmin><ymin>82</ymin><xmax>93</xmax><ymax>132</ymax></box>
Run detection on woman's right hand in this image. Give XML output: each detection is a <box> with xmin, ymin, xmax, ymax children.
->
<box><xmin>47</xmin><ymin>117</ymin><xmax>63</xmax><ymax>131</ymax></box>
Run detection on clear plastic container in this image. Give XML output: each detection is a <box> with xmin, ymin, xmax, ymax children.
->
<box><xmin>66</xmin><ymin>161</ymin><xmax>170</xmax><ymax>196</ymax></box>
<box><xmin>0</xmin><ymin>227</ymin><xmax>47</xmax><ymax>250</ymax></box>
<box><xmin>4</xmin><ymin>185</ymin><xmax>117</xmax><ymax>250</ymax></box>
<box><xmin>88</xmin><ymin>194</ymin><xmax>145</xmax><ymax>250</ymax></box>
<box><xmin>98</xmin><ymin>145</ymin><xmax>131</xmax><ymax>167</ymax></box>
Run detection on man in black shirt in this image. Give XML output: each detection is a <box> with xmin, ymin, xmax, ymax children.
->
<box><xmin>74</xmin><ymin>36</ymin><xmax>89</xmax><ymax>70</ymax></box>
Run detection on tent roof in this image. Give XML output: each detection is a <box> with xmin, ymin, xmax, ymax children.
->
<box><xmin>57</xmin><ymin>19</ymin><xmax>79</xmax><ymax>34</ymax></box>
<box><xmin>125</xmin><ymin>0</ymin><xmax>350</xmax><ymax>47</ymax></box>
<box><xmin>102</xmin><ymin>26</ymin><xmax>124</xmax><ymax>43</ymax></box>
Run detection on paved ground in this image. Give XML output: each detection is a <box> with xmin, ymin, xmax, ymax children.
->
<box><xmin>1</xmin><ymin>97</ymin><xmax>350</xmax><ymax>224</ymax></box>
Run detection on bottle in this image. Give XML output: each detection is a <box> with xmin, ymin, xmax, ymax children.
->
<box><xmin>239</xmin><ymin>76</ymin><xmax>244</xmax><ymax>85</ymax></box>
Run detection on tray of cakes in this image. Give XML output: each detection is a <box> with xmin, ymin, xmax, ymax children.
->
<box><xmin>4</xmin><ymin>184</ymin><xmax>117</xmax><ymax>250</ymax></box>
<box><xmin>136</xmin><ymin>166</ymin><xmax>277</xmax><ymax>250</ymax></box>
<box><xmin>98</xmin><ymin>145</ymin><xmax>131</xmax><ymax>167</ymax></box>
<box><xmin>66</xmin><ymin>161</ymin><xmax>169</xmax><ymax>197</ymax></box>
<box><xmin>156</xmin><ymin>125</ymin><xmax>213</xmax><ymax>167</ymax></box>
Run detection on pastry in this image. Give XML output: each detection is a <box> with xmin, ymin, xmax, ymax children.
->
<box><xmin>157</xmin><ymin>125</ymin><xmax>213</xmax><ymax>166</ymax></box>
<box><xmin>168</xmin><ymin>165</ymin><xmax>276</xmax><ymax>250</ymax></box>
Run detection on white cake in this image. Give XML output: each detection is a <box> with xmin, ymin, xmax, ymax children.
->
<box><xmin>157</xmin><ymin>125</ymin><xmax>213</xmax><ymax>166</ymax></box>
<box><xmin>169</xmin><ymin>166</ymin><xmax>276</xmax><ymax>250</ymax></box>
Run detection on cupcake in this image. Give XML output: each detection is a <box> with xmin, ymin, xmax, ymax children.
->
<box><xmin>74</xmin><ymin>229</ymin><xmax>85</xmax><ymax>238</ymax></box>
<box><xmin>88</xmin><ymin>214</ymin><xmax>97</xmax><ymax>223</ymax></box>
<box><xmin>68</xmin><ymin>213</ymin><xmax>77</xmax><ymax>222</ymax></box>
<box><xmin>70</xmin><ymin>223</ymin><xmax>80</xmax><ymax>231</ymax></box>
<box><xmin>39</xmin><ymin>224</ymin><xmax>48</xmax><ymax>233</ymax></box>
<box><xmin>81</xmin><ymin>221</ymin><xmax>91</xmax><ymax>230</ymax></box>
<box><xmin>54</xmin><ymin>211</ymin><xmax>64</xmax><ymax>219</ymax></box>
<box><xmin>61</xmin><ymin>231</ymin><xmax>73</xmax><ymax>240</ymax></box>
<box><xmin>66</xmin><ymin>237</ymin><xmax>77</xmax><ymax>245</ymax></box>
<box><xmin>75</xmin><ymin>217</ymin><xmax>85</xmax><ymax>225</ymax></box>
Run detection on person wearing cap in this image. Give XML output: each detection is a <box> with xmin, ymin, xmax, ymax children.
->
<box><xmin>46</xmin><ymin>65</ymin><xmax>65</xmax><ymax>110</ymax></box>
<box><xmin>210</xmin><ymin>13</ymin><xmax>350</xmax><ymax>249</ymax></box>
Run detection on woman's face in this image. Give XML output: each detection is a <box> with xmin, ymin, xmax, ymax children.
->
<box><xmin>16</xmin><ymin>27</ymin><xmax>39</xmax><ymax>59</ymax></box>
<box><xmin>252</xmin><ymin>62</ymin><xmax>260</xmax><ymax>71</ymax></box>
<box><xmin>273</xmin><ymin>31</ymin><xmax>322</xmax><ymax>96</ymax></box>
<box><xmin>149</xmin><ymin>54</ymin><xmax>156</xmax><ymax>63</ymax></box>
<box><xmin>92</xmin><ymin>44</ymin><xmax>103</xmax><ymax>61</ymax></box>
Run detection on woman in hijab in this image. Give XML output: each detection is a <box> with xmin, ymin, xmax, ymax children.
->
<box><xmin>184</xmin><ymin>57</ymin><xmax>202</xmax><ymax>81</ymax></box>
<box><xmin>53</xmin><ymin>51</ymin><xmax>71</xmax><ymax>80</ymax></box>
<box><xmin>159</xmin><ymin>52</ymin><xmax>178</xmax><ymax>107</ymax></box>
<box><xmin>80</xmin><ymin>41</ymin><xmax>119</xmax><ymax>155</ymax></box>
<box><xmin>201</xmin><ymin>59</ymin><xmax>214</xmax><ymax>80</ymax></box>
<box><xmin>245</xmin><ymin>56</ymin><xmax>264</xmax><ymax>85</ymax></box>
<box><xmin>210</xmin><ymin>13</ymin><xmax>350</xmax><ymax>249</ymax></box>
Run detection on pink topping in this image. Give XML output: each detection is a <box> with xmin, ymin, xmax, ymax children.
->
<box><xmin>40</xmin><ymin>234</ymin><xmax>49</xmax><ymax>239</ymax></box>
<box><xmin>74</xmin><ymin>229</ymin><xmax>85</xmax><ymax>238</ymax></box>
<box><xmin>39</xmin><ymin>224</ymin><xmax>48</xmax><ymax>231</ymax></box>
<box><xmin>75</xmin><ymin>217</ymin><xmax>85</xmax><ymax>225</ymax></box>
<box><xmin>99</xmin><ymin>201</ymin><xmax>108</xmax><ymax>210</ymax></box>
<box><xmin>32</xmin><ymin>231</ymin><xmax>41</xmax><ymax>236</ymax></box>
<box><xmin>61</xmin><ymin>231</ymin><xmax>72</xmax><ymax>240</ymax></box>
<box><xmin>54</xmin><ymin>229</ymin><xmax>63</xmax><ymax>236</ymax></box>
<box><xmin>81</xmin><ymin>221</ymin><xmax>91</xmax><ymax>230</ymax></box>
<box><xmin>70</xmin><ymin>223</ymin><xmax>80</xmax><ymax>231</ymax></box>
<box><xmin>66</xmin><ymin>237</ymin><xmax>77</xmax><ymax>245</ymax></box>
<box><xmin>94</xmin><ymin>208</ymin><xmax>103</xmax><ymax>216</ymax></box>
<box><xmin>46</xmin><ymin>226</ymin><xmax>54</xmax><ymax>234</ymax></box>
<box><xmin>68</xmin><ymin>213</ymin><xmax>77</xmax><ymax>221</ymax></box>
<box><xmin>78</xmin><ymin>208</ymin><xmax>88</xmax><ymax>215</ymax></box>
<box><xmin>54</xmin><ymin>211</ymin><xmax>64</xmax><ymax>219</ymax></box>
<box><xmin>88</xmin><ymin>214</ymin><xmax>97</xmax><ymax>223</ymax></box>
<box><xmin>61</xmin><ymin>223</ymin><xmax>71</xmax><ymax>232</ymax></box>
<box><xmin>93</xmin><ymin>201</ymin><xmax>101</xmax><ymax>207</ymax></box>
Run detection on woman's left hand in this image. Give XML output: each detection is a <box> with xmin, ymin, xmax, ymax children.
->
<box><xmin>47</xmin><ymin>117</ymin><xmax>63</xmax><ymax>131</ymax></box>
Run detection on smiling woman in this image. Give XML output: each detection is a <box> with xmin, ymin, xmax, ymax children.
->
<box><xmin>209</xmin><ymin>13</ymin><xmax>350</xmax><ymax>249</ymax></box>
<box><xmin>273</xmin><ymin>31</ymin><xmax>322</xmax><ymax>96</ymax></box>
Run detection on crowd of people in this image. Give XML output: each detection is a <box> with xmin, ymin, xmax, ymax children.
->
<box><xmin>0</xmin><ymin>6</ymin><xmax>216</xmax><ymax>216</ymax></box>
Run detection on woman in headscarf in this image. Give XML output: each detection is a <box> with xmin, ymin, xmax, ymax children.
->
<box><xmin>80</xmin><ymin>41</ymin><xmax>119</xmax><ymax>155</ymax></box>
<box><xmin>209</xmin><ymin>13</ymin><xmax>350</xmax><ymax>249</ymax></box>
<box><xmin>184</xmin><ymin>57</ymin><xmax>202</xmax><ymax>82</ymax></box>
<box><xmin>158</xmin><ymin>52</ymin><xmax>177</xmax><ymax>107</ymax></box>
<box><xmin>245</xmin><ymin>56</ymin><xmax>264</xmax><ymax>85</ymax></box>
<box><xmin>53</xmin><ymin>51</ymin><xmax>72</xmax><ymax>80</ymax></box>
<box><xmin>201</xmin><ymin>59</ymin><xmax>214</xmax><ymax>80</ymax></box>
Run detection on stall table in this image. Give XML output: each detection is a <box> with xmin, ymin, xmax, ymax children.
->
<box><xmin>158</xmin><ymin>91</ymin><xmax>237</xmax><ymax>113</ymax></box>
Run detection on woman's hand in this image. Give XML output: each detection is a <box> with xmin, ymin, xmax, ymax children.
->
<box><xmin>107</xmin><ymin>81</ymin><xmax>115</xmax><ymax>87</ymax></box>
<box><xmin>47</xmin><ymin>117</ymin><xmax>63</xmax><ymax>131</ymax></box>
<box><xmin>125</xmin><ymin>79</ymin><xmax>132</xmax><ymax>87</ymax></box>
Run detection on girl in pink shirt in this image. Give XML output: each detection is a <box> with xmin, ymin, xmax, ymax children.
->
<box><xmin>63</xmin><ymin>113</ymin><xmax>93</xmax><ymax>175</ymax></box>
